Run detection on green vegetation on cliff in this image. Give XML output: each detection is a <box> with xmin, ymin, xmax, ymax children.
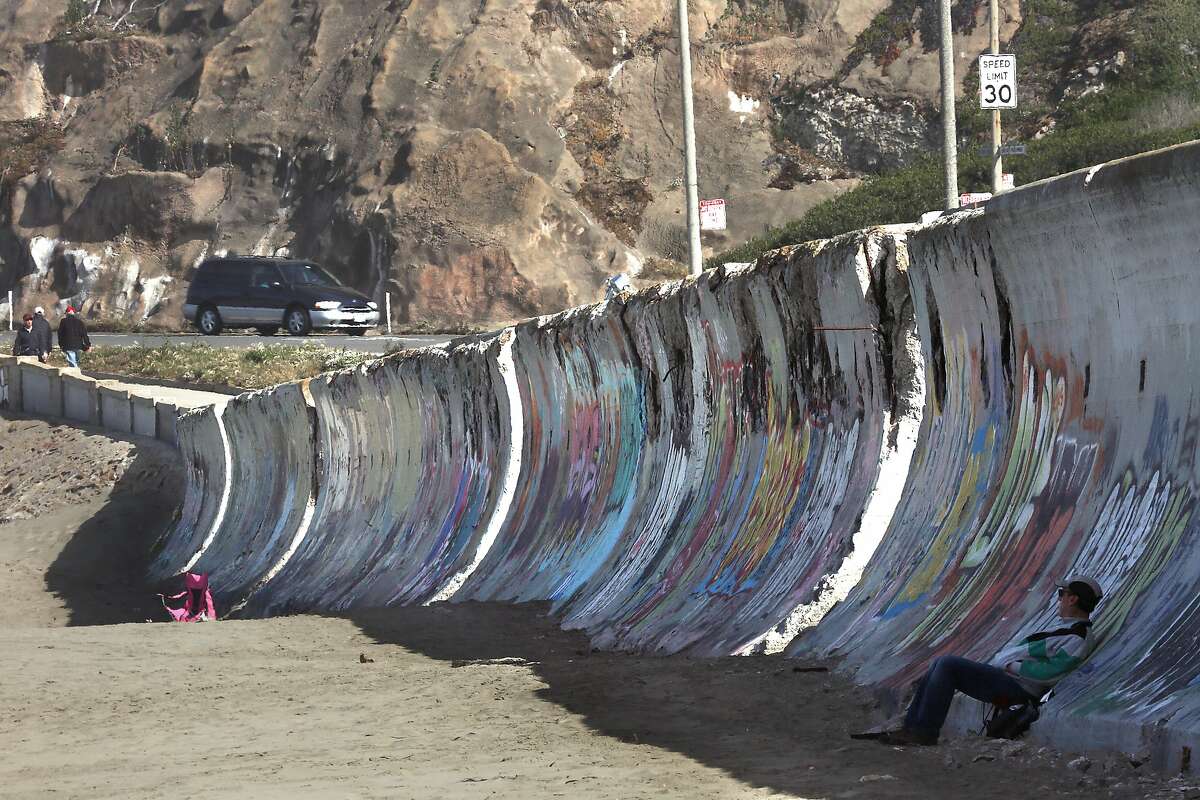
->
<box><xmin>711</xmin><ymin>0</ymin><xmax>1200</xmax><ymax>267</ymax></box>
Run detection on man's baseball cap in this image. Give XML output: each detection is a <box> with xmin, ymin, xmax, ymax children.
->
<box><xmin>22</xmin><ymin>313</ymin><xmax>33</xmax><ymax>322</ymax></box>
<box><xmin>1057</xmin><ymin>575</ymin><xmax>1103</xmax><ymax>607</ymax></box>
<box><xmin>34</xmin><ymin>306</ymin><xmax>44</xmax><ymax>315</ymax></box>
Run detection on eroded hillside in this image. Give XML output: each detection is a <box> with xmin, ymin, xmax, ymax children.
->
<box><xmin>0</xmin><ymin>0</ymin><xmax>1016</xmax><ymax>329</ymax></box>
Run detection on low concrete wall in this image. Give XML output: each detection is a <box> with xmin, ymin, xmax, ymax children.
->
<box><xmin>131</xmin><ymin>394</ymin><xmax>157</xmax><ymax>438</ymax></box>
<box><xmin>0</xmin><ymin>356</ymin><xmax>20</xmax><ymax>412</ymax></box>
<box><xmin>62</xmin><ymin>372</ymin><xmax>100</xmax><ymax>425</ymax></box>
<box><xmin>156</xmin><ymin>402</ymin><xmax>179</xmax><ymax>445</ymax></box>
<box><xmin>20</xmin><ymin>362</ymin><xmax>63</xmax><ymax>418</ymax></box>
<box><xmin>0</xmin><ymin>356</ymin><xmax>188</xmax><ymax>449</ymax></box>
<box><xmin>98</xmin><ymin>384</ymin><xmax>133</xmax><ymax>434</ymax></box>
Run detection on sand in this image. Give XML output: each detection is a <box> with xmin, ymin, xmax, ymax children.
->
<box><xmin>0</xmin><ymin>413</ymin><xmax>1188</xmax><ymax>799</ymax></box>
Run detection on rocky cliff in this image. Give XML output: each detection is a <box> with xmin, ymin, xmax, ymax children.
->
<box><xmin>0</xmin><ymin>0</ymin><xmax>1018</xmax><ymax>330</ymax></box>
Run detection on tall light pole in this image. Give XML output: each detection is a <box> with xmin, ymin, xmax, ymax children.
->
<box><xmin>939</xmin><ymin>0</ymin><xmax>959</xmax><ymax>209</ymax></box>
<box><xmin>677</xmin><ymin>0</ymin><xmax>703</xmax><ymax>276</ymax></box>
<box><xmin>989</xmin><ymin>0</ymin><xmax>1004</xmax><ymax>192</ymax></box>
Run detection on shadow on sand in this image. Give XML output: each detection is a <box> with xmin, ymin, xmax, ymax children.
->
<box><xmin>348</xmin><ymin>601</ymin><xmax>1053</xmax><ymax>799</ymax></box>
<box><xmin>42</xmin><ymin>430</ymin><xmax>183</xmax><ymax>626</ymax></box>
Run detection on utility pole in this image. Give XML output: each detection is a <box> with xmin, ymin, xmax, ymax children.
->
<box><xmin>677</xmin><ymin>0</ymin><xmax>703</xmax><ymax>276</ymax></box>
<box><xmin>989</xmin><ymin>0</ymin><xmax>1004</xmax><ymax>193</ymax></box>
<box><xmin>939</xmin><ymin>0</ymin><xmax>959</xmax><ymax>209</ymax></box>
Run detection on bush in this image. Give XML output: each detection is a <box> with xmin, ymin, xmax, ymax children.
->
<box><xmin>710</xmin><ymin>0</ymin><xmax>1200</xmax><ymax>268</ymax></box>
<box><xmin>63</xmin><ymin>0</ymin><xmax>88</xmax><ymax>28</ymax></box>
<box><xmin>709</xmin><ymin>119</ymin><xmax>1200</xmax><ymax>268</ymax></box>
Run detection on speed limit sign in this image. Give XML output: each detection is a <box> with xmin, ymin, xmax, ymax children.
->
<box><xmin>979</xmin><ymin>54</ymin><xmax>1017</xmax><ymax>109</ymax></box>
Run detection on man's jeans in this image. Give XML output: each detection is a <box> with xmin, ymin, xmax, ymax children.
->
<box><xmin>904</xmin><ymin>655</ymin><xmax>1035</xmax><ymax>737</ymax></box>
<box><xmin>64</xmin><ymin>350</ymin><xmax>80</xmax><ymax>368</ymax></box>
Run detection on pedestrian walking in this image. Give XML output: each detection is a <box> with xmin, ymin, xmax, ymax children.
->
<box><xmin>31</xmin><ymin>306</ymin><xmax>52</xmax><ymax>363</ymax></box>
<box><xmin>57</xmin><ymin>306</ymin><xmax>91</xmax><ymax>369</ymax></box>
<box><xmin>12</xmin><ymin>314</ymin><xmax>38</xmax><ymax>356</ymax></box>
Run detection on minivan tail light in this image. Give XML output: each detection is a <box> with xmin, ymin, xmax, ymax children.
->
<box><xmin>313</xmin><ymin>301</ymin><xmax>341</xmax><ymax>310</ymax></box>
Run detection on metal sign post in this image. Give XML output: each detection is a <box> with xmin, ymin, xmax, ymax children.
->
<box><xmin>939</xmin><ymin>0</ymin><xmax>959</xmax><ymax>209</ymax></box>
<box><xmin>990</xmin><ymin>0</ymin><xmax>1003</xmax><ymax>193</ymax></box>
<box><xmin>677</xmin><ymin>0</ymin><xmax>703</xmax><ymax>276</ymax></box>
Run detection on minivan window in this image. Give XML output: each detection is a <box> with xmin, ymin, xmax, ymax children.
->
<box><xmin>249</xmin><ymin>264</ymin><xmax>283</xmax><ymax>289</ymax></box>
<box><xmin>198</xmin><ymin>261</ymin><xmax>245</xmax><ymax>285</ymax></box>
<box><xmin>280</xmin><ymin>262</ymin><xmax>342</xmax><ymax>287</ymax></box>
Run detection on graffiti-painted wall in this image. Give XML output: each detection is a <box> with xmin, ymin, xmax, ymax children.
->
<box><xmin>151</xmin><ymin>230</ymin><xmax>917</xmax><ymax>659</ymax></box>
<box><xmin>796</xmin><ymin>142</ymin><xmax>1200</xmax><ymax>765</ymax></box>
<box><xmin>149</xmin><ymin>140</ymin><xmax>1200</xmax><ymax>763</ymax></box>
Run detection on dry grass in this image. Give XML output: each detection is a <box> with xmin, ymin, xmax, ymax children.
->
<box><xmin>45</xmin><ymin>343</ymin><xmax>378</xmax><ymax>391</ymax></box>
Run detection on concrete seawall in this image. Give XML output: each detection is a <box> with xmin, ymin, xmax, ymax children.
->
<box><xmin>151</xmin><ymin>229</ymin><xmax>920</xmax><ymax>660</ymax></box>
<box><xmin>147</xmin><ymin>140</ymin><xmax>1200</xmax><ymax>762</ymax></box>
<box><xmin>795</xmin><ymin>141</ymin><xmax>1200</xmax><ymax>766</ymax></box>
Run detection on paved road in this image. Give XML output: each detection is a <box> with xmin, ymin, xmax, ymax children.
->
<box><xmin>0</xmin><ymin>330</ymin><xmax>461</xmax><ymax>354</ymax></box>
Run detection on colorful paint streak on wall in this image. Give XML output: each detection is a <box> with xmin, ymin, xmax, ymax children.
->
<box><xmin>460</xmin><ymin>233</ymin><xmax>909</xmax><ymax>656</ymax></box>
<box><xmin>798</xmin><ymin>142</ymin><xmax>1200</xmax><ymax>766</ymax></box>
<box><xmin>156</xmin><ymin>230</ymin><xmax>915</xmax><ymax>661</ymax></box>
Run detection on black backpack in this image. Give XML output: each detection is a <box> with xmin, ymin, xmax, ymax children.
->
<box><xmin>984</xmin><ymin>696</ymin><xmax>1043</xmax><ymax>739</ymax></box>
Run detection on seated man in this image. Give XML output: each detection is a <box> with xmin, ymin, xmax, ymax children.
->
<box><xmin>867</xmin><ymin>574</ymin><xmax>1102</xmax><ymax>746</ymax></box>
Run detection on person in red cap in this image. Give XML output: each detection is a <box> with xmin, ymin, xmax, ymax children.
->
<box><xmin>857</xmin><ymin>574</ymin><xmax>1103</xmax><ymax>746</ymax></box>
<box><xmin>57</xmin><ymin>305</ymin><xmax>91</xmax><ymax>369</ymax></box>
<box><xmin>12</xmin><ymin>313</ymin><xmax>38</xmax><ymax>357</ymax></box>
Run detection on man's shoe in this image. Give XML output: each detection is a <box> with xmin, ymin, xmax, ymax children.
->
<box><xmin>876</xmin><ymin>728</ymin><xmax>938</xmax><ymax>746</ymax></box>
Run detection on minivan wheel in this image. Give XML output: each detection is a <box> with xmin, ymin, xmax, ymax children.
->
<box><xmin>256</xmin><ymin>326</ymin><xmax>278</xmax><ymax>336</ymax></box>
<box><xmin>197</xmin><ymin>305</ymin><xmax>223</xmax><ymax>335</ymax></box>
<box><xmin>285</xmin><ymin>306</ymin><xmax>312</xmax><ymax>336</ymax></box>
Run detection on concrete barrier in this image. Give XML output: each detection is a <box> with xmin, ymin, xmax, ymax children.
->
<box><xmin>131</xmin><ymin>394</ymin><xmax>158</xmax><ymax>438</ymax></box>
<box><xmin>150</xmin><ymin>140</ymin><xmax>1200</xmax><ymax>764</ymax></box>
<box><xmin>163</xmin><ymin>230</ymin><xmax>919</xmax><ymax>651</ymax></box>
<box><xmin>62</xmin><ymin>372</ymin><xmax>101</xmax><ymax>425</ymax></box>
<box><xmin>0</xmin><ymin>356</ymin><xmax>22</xmax><ymax>412</ymax></box>
<box><xmin>19</xmin><ymin>361</ymin><xmax>63</xmax><ymax>418</ymax></box>
<box><xmin>0</xmin><ymin>358</ymin><xmax>193</xmax><ymax>448</ymax></box>
<box><xmin>156</xmin><ymin>401</ymin><xmax>179</xmax><ymax>445</ymax></box>
<box><xmin>98</xmin><ymin>384</ymin><xmax>133</xmax><ymax>434</ymax></box>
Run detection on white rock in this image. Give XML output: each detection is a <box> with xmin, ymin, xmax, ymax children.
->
<box><xmin>859</xmin><ymin>774</ymin><xmax>897</xmax><ymax>783</ymax></box>
<box><xmin>1001</xmin><ymin>741</ymin><xmax>1027</xmax><ymax>758</ymax></box>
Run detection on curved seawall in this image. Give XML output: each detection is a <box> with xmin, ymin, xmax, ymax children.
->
<box><xmin>795</xmin><ymin>141</ymin><xmax>1200</xmax><ymax>765</ymax></box>
<box><xmin>152</xmin><ymin>229</ymin><xmax>919</xmax><ymax>658</ymax></box>
<box><xmin>151</xmin><ymin>140</ymin><xmax>1200</xmax><ymax>762</ymax></box>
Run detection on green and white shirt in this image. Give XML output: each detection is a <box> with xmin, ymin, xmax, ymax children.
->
<box><xmin>990</xmin><ymin>619</ymin><xmax>1095</xmax><ymax>696</ymax></box>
